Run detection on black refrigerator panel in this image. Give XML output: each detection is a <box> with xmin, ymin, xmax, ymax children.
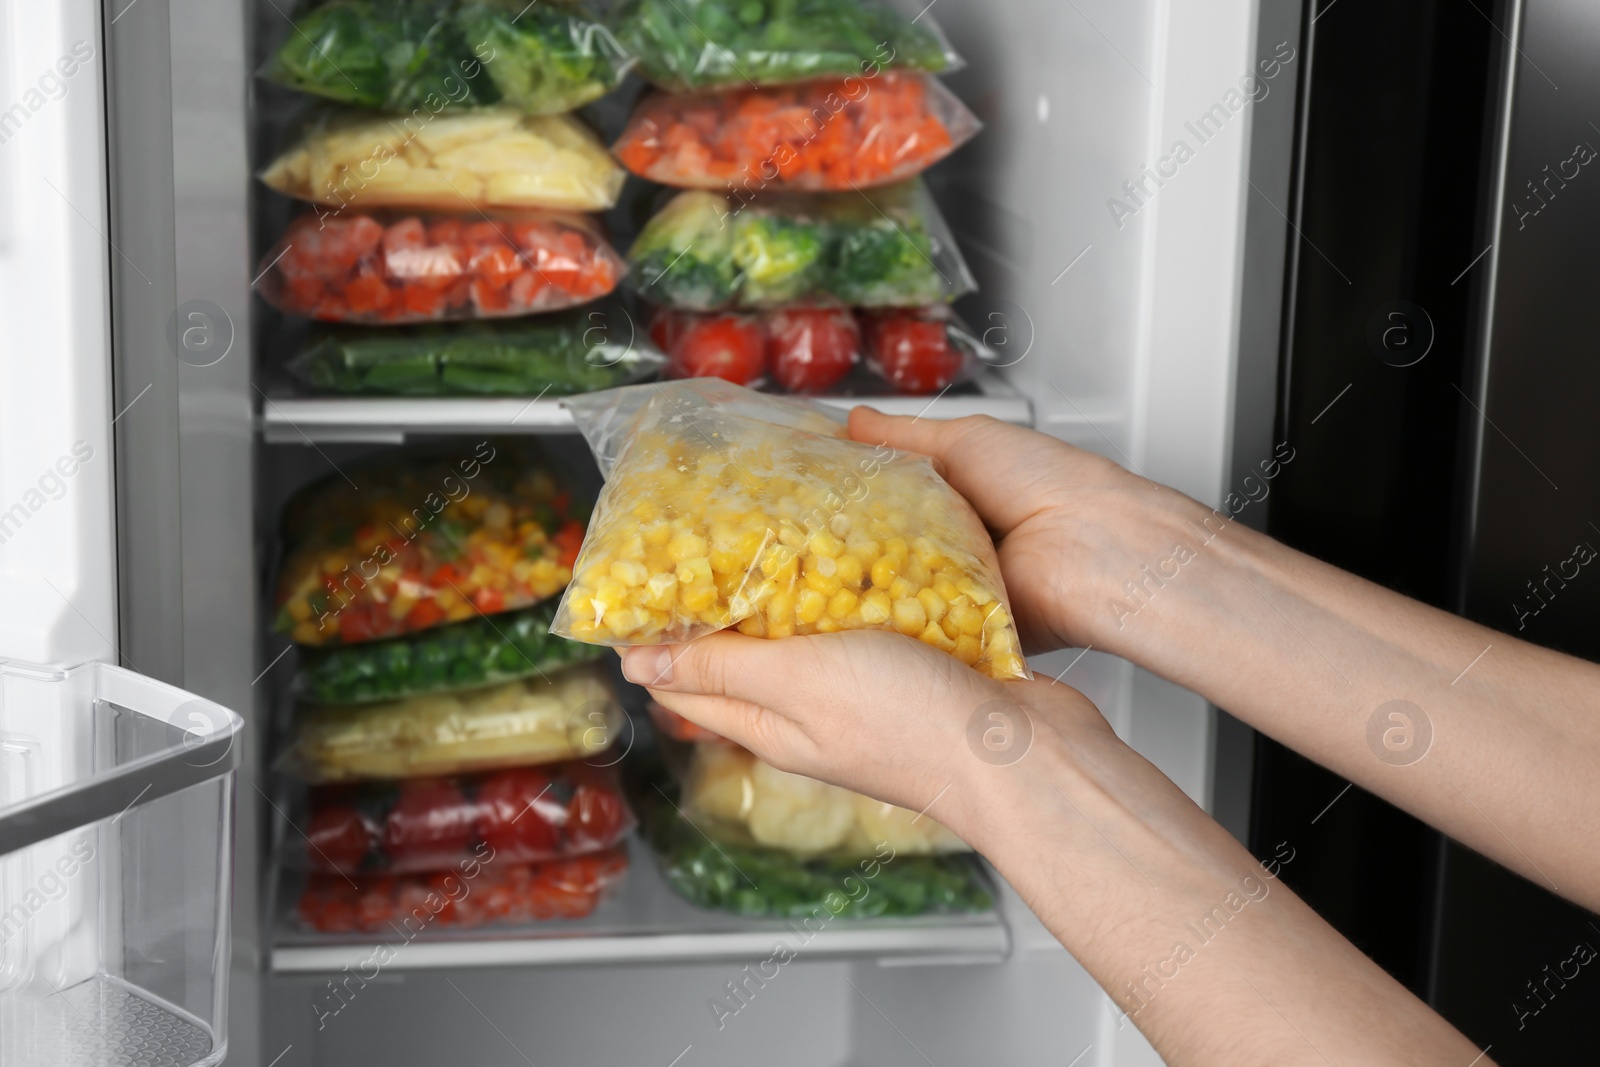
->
<box><xmin>1254</xmin><ymin>0</ymin><xmax>1502</xmax><ymax>997</ymax></box>
<box><xmin>1440</xmin><ymin>0</ymin><xmax>1600</xmax><ymax>1059</ymax></box>
<box><xmin>1255</xmin><ymin>0</ymin><xmax>1600</xmax><ymax>1062</ymax></box>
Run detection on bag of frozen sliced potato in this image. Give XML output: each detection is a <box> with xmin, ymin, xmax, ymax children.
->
<box><xmin>551</xmin><ymin>379</ymin><xmax>1028</xmax><ymax>680</ymax></box>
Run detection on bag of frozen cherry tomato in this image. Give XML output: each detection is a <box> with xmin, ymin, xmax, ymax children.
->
<box><xmin>651</xmin><ymin>307</ymin><xmax>860</xmax><ymax>393</ymax></box>
<box><xmin>255</xmin><ymin>208</ymin><xmax>624</xmax><ymax>324</ymax></box>
<box><xmin>550</xmin><ymin>379</ymin><xmax>1028</xmax><ymax>680</ymax></box>
<box><xmin>860</xmin><ymin>306</ymin><xmax>985</xmax><ymax>395</ymax></box>
<box><xmin>295</xmin><ymin>847</ymin><xmax>628</xmax><ymax>934</ymax></box>
<box><xmin>294</xmin><ymin>762</ymin><xmax>633</xmax><ymax>875</ymax></box>
<box><xmin>273</xmin><ymin>441</ymin><xmax>586</xmax><ymax>647</ymax></box>
<box><xmin>612</xmin><ymin>72</ymin><xmax>979</xmax><ymax>192</ymax></box>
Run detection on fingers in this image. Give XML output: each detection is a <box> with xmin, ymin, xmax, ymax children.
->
<box><xmin>847</xmin><ymin>408</ymin><xmax>1073</xmax><ymax>537</ymax></box>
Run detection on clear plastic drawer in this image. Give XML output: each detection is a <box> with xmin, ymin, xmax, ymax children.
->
<box><xmin>0</xmin><ymin>659</ymin><xmax>243</xmax><ymax>1067</ymax></box>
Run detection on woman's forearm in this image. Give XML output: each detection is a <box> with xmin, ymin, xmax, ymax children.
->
<box><xmin>1077</xmin><ymin>491</ymin><xmax>1600</xmax><ymax>908</ymax></box>
<box><xmin>950</xmin><ymin>711</ymin><xmax>1486</xmax><ymax>1066</ymax></box>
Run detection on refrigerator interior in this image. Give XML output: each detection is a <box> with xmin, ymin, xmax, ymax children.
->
<box><xmin>101</xmin><ymin>0</ymin><xmax>1294</xmax><ymax>1062</ymax></box>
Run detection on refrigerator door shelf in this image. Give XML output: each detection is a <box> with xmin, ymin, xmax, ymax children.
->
<box><xmin>270</xmin><ymin>841</ymin><xmax>1010</xmax><ymax>975</ymax></box>
<box><xmin>256</xmin><ymin>369</ymin><xmax>1034</xmax><ymax>445</ymax></box>
<box><xmin>0</xmin><ymin>659</ymin><xmax>243</xmax><ymax>1067</ymax></box>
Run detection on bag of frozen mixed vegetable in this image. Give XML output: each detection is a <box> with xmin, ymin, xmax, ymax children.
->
<box><xmin>295</xmin><ymin>846</ymin><xmax>628</xmax><ymax>933</ymax></box>
<box><xmin>257</xmin><ymin>208</ymin><xmax>624</xmax><ymax>325</ymax></box>
<box><xmin>607</xmin><ymin>0</ymin><xmax>960</xmax><ymax>92</ymax></box>
<box><xmin>681</xmin><ymin>741</ymin><xmax>967</xmax><ymax>857</ymax></box>
<box><xmin>292</xmin><ymin>761</ymin><xmax>632</xmax><ymax>874</ymax></box>
<box><xmin>285</xmin><ymin>306</ymin><xmax>664</xmax><ymax>398</ymax></box>
<box><xmin>279</xmin><ymin>665</ymin><xmax>623</xmax><ymax>783</ymax></box>
<box><xmin>550</xmin><ymin>379</ymin><xmax>1029</xmax><ymax>680</ymax></box>
<box><xmin>645</xmin><ymin>794</ymin><xmax>990</xmax><ymax>918</ymax></box>
<box><xmin>273</xmin><ymin>441</ymin><xmax>584</xmax><ymax>647</ymax></box>
<box><xmin>612</xmin><ymin>72</ymin><xmax>980</xmax><ymax>192</ymax></box>
<box><xmin>260</xmin><ymin>109</ymin><xmax>625</xmax><ymax>213</ymax></box>
<box><xmin>627</xmin><ymin>181</ymin><xmax>975</xmax><ymax>311</ymax></box>
<box><xmin>264</xmin><ymin>0</ymin><xmax>629</xmax><ymax>116</ymax></box>
<box><xmin>296</xmin><ymin>599</ymin><xmax>606</xmax><ymax>705</ymax></box>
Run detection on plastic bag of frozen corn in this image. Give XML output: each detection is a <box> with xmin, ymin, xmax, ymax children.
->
<box><xmin>551</xmin><ymin>379</ymin><xmax>1028</xmax><ymax>680</ymax></box>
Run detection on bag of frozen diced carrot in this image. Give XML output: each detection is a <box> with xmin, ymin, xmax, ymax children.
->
<box><xmin>611</xmin><ymin>72</ymin><xmax>980</xmax><ymax>192</ymax></box>
<box><xmin>255</xmin><ymin>208</ymin><xmax>624</xmax><ymax>324</ymax></box>
<box><xmin>550</xmin><ymin>379</ymin><xmax>1028</xmax><ymax>680</ymax></box>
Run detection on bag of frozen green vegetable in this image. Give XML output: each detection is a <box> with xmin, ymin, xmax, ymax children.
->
<box><xmin>628</xmin><ymin>181</ymin><xmax>975</xmax><ymax>311</ymax></box>
<box><xmin>286</xmin><ymin>308</ymin><xmax>665</xmax><ymax>397</ymax></box>
<box><xmin>264</xmin><ymin>0</ymin><xmax>628</xmax><ymax>116</ymax></box>
<box><xmin>644</xmin><ymin>790</ymin><xmax>992</xmax><ymax>918</ymax></box>
<box><xmin>608</xmin><ymin>0</ymin><xmax>961</xmax><ymax>91</ymax></box>
<box><xmin>296</xmin><ymin>599</ymin><xmax>607</xmax><ymax>704</ymax></box>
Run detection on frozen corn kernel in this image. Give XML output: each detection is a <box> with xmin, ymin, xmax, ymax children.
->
<box><xmin>826</xmin><ymin>588</ymin><xmax>858</xmax><ymax>619</ymax></box>
<box><xmin>643</xmin><ymin>572</ymin><xmax>678</xmax><ymax>610</ymax></box>
<box><xmin>954</xmin><ymin>635</ymin><xmax>982</xmax><ymax>665</ymax></box>
<box><xmin>891</xmin><ymin>598</ymin><xmax>926</xmax><ymax>636</ymax></box>
<box><xmin>870</xmin><ymin>556</ymin><xmax>899</xmax><ymax>590</ymax></box>
<box><xmin>888</xmin><ymin>576</ymin><xmax>918</xmax><ymax>602</ymax></box>
<box><xmin>920</xmin><ymin>622</ymin><xmax>956</xmax><ymax>652</ymax></box>
<box><xmin>808</xmin><ymin>531</ymin><xmax>842</xmax><ymax>559</ymax></box>
<box><xmin>860</xmin><ymin>589</ymin><xmax>892</xmax><ymax>625</ymax></box>
<box><xmin>668</xmin><ymin>532</ymin><xmax>708</xmax><ymax>561</ymax></box>
<box><xmin>610</xmin><ymin>559</ymin><xmax>649</xmax><ymax>587</ymax></box>
<box><xmin>836</xmin><ymin>554</ymin><xmax>866</xmax><ymax>588</ymax></box>
<box><xmin>917</xmin><ymin>588</ymin><xmax>947</xmax><ymax>625</ymax></box>
<box><xmin>796</xmin><ymin>589</ymin><xmax>828</xmax><ymax>625</ymax></box>
<box><xmin>804</xmin><ymin>563</ymin><xmax>842</xmax><ymax>596</ymax></box>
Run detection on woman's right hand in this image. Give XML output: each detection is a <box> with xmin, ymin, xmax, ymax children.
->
<box><xmin>848</xmin><ymin>408</ymin><xmax>1192</xmax><ymax>656</ymax></box>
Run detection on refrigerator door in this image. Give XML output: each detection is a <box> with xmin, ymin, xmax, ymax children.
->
<box><xmin>0</xmin><ymin>2</ymin><xmax>248</xmax><ymax>1064</ymax></box>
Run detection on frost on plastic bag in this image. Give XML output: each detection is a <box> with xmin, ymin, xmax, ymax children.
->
<box><xmin>607</xmin><ymin>0</ymin><xmax>961</xmax><ymax>92</ymax></box>
<box><xmin>627</xmin><ymin>181</ymin><xmax>975</xmax><ymax>311</ymax></box>
<box><xmin>551</xmin><ymin>380</ymin><xmax>1029</xmax><ymax>680</ymax></box>
<box><xmin>260</xmin><ymin>109</ymin><xmax>625</xmax><ymax>213</ymax></box>
<box><xmin>296</xmin><ymin>599</ymin><xmax>606</xmax><ymax>705</ymax></box>
<box><xmin>289</xmin><ymin>762</ymin><xmax>633</xmax><ymax>874</ymax></box>
<box><xmin>295</xmin><ymin>847</ymin><xmax>628</xmax><ymax>933</ymax></box>
<box><xmin>273</xmin><ymin>441</ymin><xmax>585</xmax><ymax>647</ymax></box>
<box><xmin>286</xmin><ymin>305</ymin><xmax>664</xmax><ymax>397</ymax></box>
<box><xmin>681</xmin><ymin>741</ymin><xmax>967</xmax><ymax>857</ymax></box>
<box><xmin>279</xmin><ymin>666</ymin><xmax>624</xmax><ymax>783</ymax></box>
<box><xmin>612</xmin><ymin>72</ymin><xmax>980</xmax><ymax>192</ymax></box>
<box><xmin>263</xmin><ymin>0</ymin><xmax>630</xmax><ymax>116</ymax></box>
<box><xmin>256</xmin><ymin>208</ymin><xmax>624</xmax><ymax>324</ymax></box>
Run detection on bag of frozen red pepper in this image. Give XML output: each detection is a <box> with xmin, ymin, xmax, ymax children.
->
<box><xmin>612</xmin><ymin>71</ymin><xmax>980</xmax><ymax>192</ymax></box>
<box><xmin>255</xmin><ymin>208</ymin><xmax>624</xmax><ymax>324</ymax></box>
<box><xmin>273</xmin><ymin>440</ymin><xmax>586</xmax><ymax>647</ymax></box>
<box><xmin>294</xmin><ymin>762</ymin><xmax>634</xmax><ymax>875</ymax></box>
<box><xmin>294</xmin><ymin>846</ymin><xmax>629</xmax><ymax>934</ymax></box>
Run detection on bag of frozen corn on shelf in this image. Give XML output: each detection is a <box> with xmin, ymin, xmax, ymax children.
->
<box><xmin>550</xmin><ymin>379</ymin><xmax>1028</xmax><ymax>681</ymax></box>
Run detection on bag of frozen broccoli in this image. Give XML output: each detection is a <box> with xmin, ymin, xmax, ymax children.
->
<box><xmin>627</xmin><ymin>181</ymin><xmax>975</xmax><ymax>311</ymax></box>
<box><xmin>263</xmin><ymin>0</ymin><xmax>629</xmax><ymax>116</ymax></box>
<box><xmin>550</xmin><ymin>379</ymin><xmax>1028</xmax><ymax>680</ymax></box>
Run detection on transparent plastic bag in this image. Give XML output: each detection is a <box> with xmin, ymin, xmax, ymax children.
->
<box><xmin>612</xmin><ymin>72</ymin><xmax>980</xmax><ymax>192</ymax></box>
<box><xmin>296</xmin><ymin>599</ymin><xmax>606</xmax><ymax>705</ymax></box>
<box><xmin>607</xmin><ymin>0</ymin><xmax>961</xmax><ymax>92</ymax></box>
<box><xmin>273</xmin><ymin>441</ymin><xmax>585</xmax><ymax>647</ymax></box>
<box><xmin>295</xmin><ymin>847</ymin><xmax>628</xmax><ymax>932</ymax></box>
<box><xmin>279</xmin><ymin>666</ymin><xmax>624</xmax><ymax>783</ymax></box>
<box><xmin>259</xmin><ymin>109</ymin><xmax>625</xmax><ymax>213</ymax></box>
<box><xmin>256</xmin><ymin>208</ymin><xmax>624</xmax><ymax>324</ymax></box>
<box><xmin>551</xmin><ymin>379</ymin><xmax>1029</xmax><ymax>680</ymax></box>
<box><xmin>681</xmin><ymin>741</ymin><xmax>967</xmax><ymax>857</ymax></box>
<box><xmin>263</xmin><ymin>0</ymin><xmax>630</xmax><ymax>116</ymax></box>
<box><xmin>290</xmin><ymin>761</ymin><xmax>633</xmax><ymax>874</ymax></box>
<box><xmin>645</xmin><ymin>795</ymin><xmax>989</xmax><ymax>917</ymax></box>
<box><xmin>286</xmin><ymin>306</ymin><xmax>665</xmax><ymax>397</ymax></box>
<box><xmin>627</xmin><ymin>181</ymin><xmax>975</xmax><ymax>310</ymax></box>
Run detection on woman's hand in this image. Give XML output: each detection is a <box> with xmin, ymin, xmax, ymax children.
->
<box><xmin>848</xmin><ymin>408</ymin><xmax>1191</xmax><ymax>655</ymax></box>
<box><xmin>621</xmin><ymin>629</ymin><xmax>1117</xmax><ymax>846</ymax></box>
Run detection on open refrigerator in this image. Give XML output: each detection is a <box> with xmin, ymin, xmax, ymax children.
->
<box><xmin>1</xmin><ymin>0</ymin><xmax>1308</xmax><ymax>1063</ymax></box>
